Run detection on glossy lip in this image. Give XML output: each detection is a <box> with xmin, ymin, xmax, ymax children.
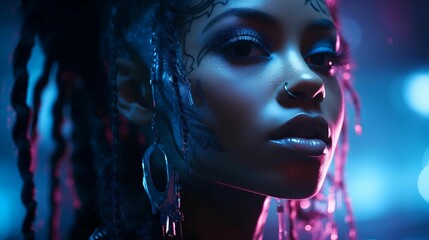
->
<box><xmin>269</xmin><ymin>114</ymin><xmax>332</xmax><ymax>156</ymax></box>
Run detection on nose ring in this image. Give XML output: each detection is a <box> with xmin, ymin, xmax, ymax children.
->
<box><xmin>284</xmin><ymin>82</ymin><xmax>305</xmax><ymax>99</ymax></box>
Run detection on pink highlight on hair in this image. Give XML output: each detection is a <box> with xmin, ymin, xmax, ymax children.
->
<box><xmin>252</xmin><ymin>196</ymin><xmax>271</xmax><ymax>240</ymax></box>
<box><xmin>348</xmin><ymin>227</ymin><xmax>357</xmax><ymax>239</ymax></box>
<box><xmin>327</xmin><ymin>193</ymin><xmax>336</xmax><ymax>214</ymax></box>
<box><xmin>288</xmin><ymin>200</ymin><xmax>298</xmax><ymax>239</ymax></box>
<box><xmin>277</xmin><ymin>199</ymin><xmax>287</xmax><ymax>240</ymax></box>
<box><xmin>341</xmin><ymin>70</ymin><xmax>362</xmax><ymax>136</ymax></box>
<box><xmin>326</xmin><ymin>0</ymin><xmax>337</xmax><ymax>6</ymax></box>
<box><xmin>66</xmin><ymin>163</ymin><xmax>82</xmax><ymax>209</ymax></box>
<box><xmin>52</xmin><ymin>186</ymin><xmax>62</xmax><ymax>240</ymax></box>
<box><xmin>50</xmin><ymin>138</ymin><xmax>69</xmax><ymax>240</ymax></box>
<box><xmin>342</xmin><ymin>72</ymin><xmax>351</xmax><ymax>81</ymax></box>
<box><xmin>30</xmin><ymin>135</ymin><xmax>39</xmax><ymax>173</ymax></box>
<box><xmin>335</xmin><ymin>34</ymin><xmax>341</xmax><ymax>52</ymax></box>
<box><xmin>345</xmin><ymin>64</ymin><xmax>351</xmax><ymax>71</ymax></box>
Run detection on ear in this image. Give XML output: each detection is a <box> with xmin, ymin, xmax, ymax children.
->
<box><xmin>116</xmin><ymin>58</ymin><xmax>152</xmax><ymax>125</ymax></box>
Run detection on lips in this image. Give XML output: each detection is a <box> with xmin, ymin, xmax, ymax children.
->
<box><xmin>269</xmin><ymin>114</ymin><xmax>332</xmax><ymax>156</ymax></box>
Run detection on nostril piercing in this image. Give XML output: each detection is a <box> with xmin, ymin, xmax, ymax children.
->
<box><xmin>284</xmin><ymin>82</ymin><xmax>305</xmax><ymax>99</ymax></box>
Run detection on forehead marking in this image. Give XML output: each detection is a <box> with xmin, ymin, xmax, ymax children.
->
<box><xmin>304</xmin><ymin>0</ymin><xmax>330</xmax><ymax>17</ymax></box>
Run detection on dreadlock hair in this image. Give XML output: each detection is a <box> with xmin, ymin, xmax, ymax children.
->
<box><xmin>11</xmin><ymin>0</ymin><xmax>111</xmax><ymax>238</ymax></box>
<box><xmin>11</xmin><ymin>1</ymin><xmax>37</xmax><ymax>238</ymax></box>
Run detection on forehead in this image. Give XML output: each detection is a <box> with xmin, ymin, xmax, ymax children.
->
<box><xmin>185</xmin><ymin>0</ymin><xmax>334</xmax><ymax>30</ymax></box>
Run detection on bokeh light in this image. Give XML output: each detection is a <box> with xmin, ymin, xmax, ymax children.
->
<box><xmin>347</xmin><ymin>159</ymin><xmax>389</xmax><ymax>221</ymax></box>
<box><xmin>403</xmin><ymin>71</ymin><xmax>429</xmax><ymax>118</ymax></box>
<box><xmin>418</xmin><ymin>165</ymin><xmax>429</xmax><ymax>203</ymax></box>
<box><xmin>339</xmin><ymin>16</ymin><xmax>362</xmax><ymax>51</ymax></box>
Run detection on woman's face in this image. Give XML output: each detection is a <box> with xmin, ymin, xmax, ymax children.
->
<box><xmin>174</xmin><ymin>0</ymin><xmax>344</xmax><ymax>199</ymax></box>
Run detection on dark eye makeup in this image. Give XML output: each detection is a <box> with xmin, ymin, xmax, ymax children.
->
<box><xmin>205</xmin><ymin>28</ymin><xmax>273</xmax><ymax>60</ymax></box>
<box><xmin>200</xmin><ymin>25</ymin><xmax>348</xmax><ymax>73</ymax></box>
<box><xmin>304</xmin><ymin>40</ymin><xmax>349</xmax><ymax>74</ymax></box>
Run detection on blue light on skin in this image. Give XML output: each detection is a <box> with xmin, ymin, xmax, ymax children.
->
<box><xmin>403</xmin><ymin>71</ymin><xmax>429</xmax><ymax>118</ymax></box>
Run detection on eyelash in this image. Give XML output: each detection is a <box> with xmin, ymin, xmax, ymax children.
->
<box><xmin>205</xmin><ymin>28</ymin><xmax>349</xmax><ymax>71</ymax></box>
<box><xmin>304</xmin><ymin>44</ymin><xmax>350</xmax><ymax>73</ymax></box>
<box><xmin>210</xmin><ymin>28</ymin><xmax>272</xmax><ymax>58</ymax></box>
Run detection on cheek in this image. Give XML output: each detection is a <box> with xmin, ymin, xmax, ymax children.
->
<box><xmin>323</xmin><ymin>76</ymin><xmax>345</xmax><ymax>145</ymax></box>
<box><xmin>189</xmin><ymin>64</ymin><xmax>265</xmax><ymax>149</ymax></box>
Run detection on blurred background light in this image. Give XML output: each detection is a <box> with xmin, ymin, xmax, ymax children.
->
<box><xmin>340</xmin><ymin>15</ymin><xmax>362</xmax><ymax>51</ymax></box>
<box><xmin>0</xmin><ymin>190</ymin><xmax>12</xmax><ymax>239</ymax></box>
<box><xmin>347</xmin><ymin>158</ymin><xmax>390</xmax><ymax>221</ymax></box>
<box><xmin>423</xmin><ymin>147</ymin><xmax>429</xmax><ymax>166</ymax></box>
<box><xmin>418</xmin><ymin>165</ymin><xmax>429</xmax><ymax>203</ymax></box>
<box><xmin>403</xmin><ymin>71</ymin><xmax>429</xmax><ymax>118</ymax></box>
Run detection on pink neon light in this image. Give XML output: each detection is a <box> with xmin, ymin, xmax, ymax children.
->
<box><xmin>299</xmin><ymin>199</ymin><xmax>311</xmax><ymax>209</ymax></box>
<box><xmin>252</xmin><ymin>197</ymin><xmax>271</xmax><ymax>240</ymax></box>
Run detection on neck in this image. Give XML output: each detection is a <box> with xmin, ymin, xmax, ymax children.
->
<box><xmin>153</xmin><ymin>117</ymin><xmax>266</xmax><ymax>239</ymax></box>
<box><xmin>180</xmin><ymin>176</ymin><xmax>265</xmax><ymax>240</ymax></box>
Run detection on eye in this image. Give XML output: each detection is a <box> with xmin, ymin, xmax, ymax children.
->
<box><xmin>304</xmin><ymin>46</ymin><xmax>338</xmax><ymax>73</ymax></box>
<box><xmin>205</xmin><ymin>28</ymin><xmax>273</xmax><ymax>61</ymax></box>
<box><xmin>221</xmin><ymin>35</ymin><xmax>269</xmax><ymax>58</ymax></box>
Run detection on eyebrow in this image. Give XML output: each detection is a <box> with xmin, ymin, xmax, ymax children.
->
<box><xmin>306</xmin><ymin>19</ymin><xmax>336</xmax><ymax>32</ymax></box>
<box><xmin>202</xmin><ymin>8</ymin><xmax>279</xmax><ymax>34</ymax></box>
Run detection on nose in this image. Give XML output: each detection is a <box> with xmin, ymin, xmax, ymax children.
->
<box><xmin>276</xmin><ymin>57</ymin><xmax>326</xmax><ymax>107</ymax></box>
<box><xmin>282</xmin><ymin>72</ymin><xmax>325</xmax><ymax>102</ymax></box>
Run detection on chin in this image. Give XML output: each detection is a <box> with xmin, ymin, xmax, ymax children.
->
<box><xmin>268</xmin><ymin>179</ymin><xmax>323</xmax><ymax>200</ymax></box>
<box><xmin>261</xmin><ymin>161</ymin><xmax>328</xmax><ymax>200</ymax></box>
<box><xmin>288</xmin><ymin>180</ymin><xmax>324</xmax><ymax>199</ymax></box>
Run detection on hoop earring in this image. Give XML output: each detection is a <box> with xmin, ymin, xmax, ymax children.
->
<box><xmin>142</xmin><ymin>144</ymin><xmax>183</xmax><ymax>239</ymax></box>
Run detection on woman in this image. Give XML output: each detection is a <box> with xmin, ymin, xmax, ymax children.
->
<box><xmin>11</xmin><ymin>0</ymin><xmax>360</xmax><ymax>239</ymax></box>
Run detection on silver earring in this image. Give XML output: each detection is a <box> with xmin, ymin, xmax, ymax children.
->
<box><xmin>142</xmin><ymin>144</ymin><xmax>183</xmax><ymax>239</ymax></box>
<box><xmin>186</xmin><ymin>80</ymin><xmax>195</xmax><ymax>108</ymax></box>
<box><xmin>142</xmin><ymin>24</ymin><xmax>183</xmax><ymax>240</ymax></box>
<box><xmin>284</xmin><ymin>82</ymin><xmax>305</xmax><ymax>99</ymax></box>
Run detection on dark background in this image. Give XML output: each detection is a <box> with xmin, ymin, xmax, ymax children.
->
<box><xmin>1</xmin><ymin>0</ymin><xmax>429</xmax><ymax>239</ymax></box>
